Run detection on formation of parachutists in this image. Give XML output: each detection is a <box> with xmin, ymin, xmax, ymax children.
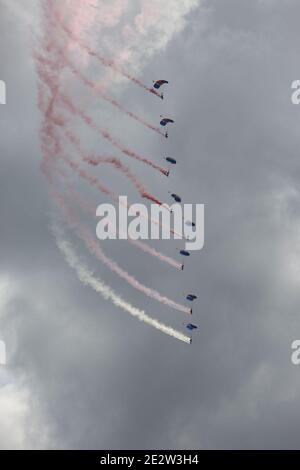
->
<box><xmin>153</xmin><ymin>79</ymin><xmax>198</xmax><ymax>337</ymax></box>
<box><xmin>36</xmin><ymin>0</ymin><xmax>199</xmax><ymax>344</ymax></box>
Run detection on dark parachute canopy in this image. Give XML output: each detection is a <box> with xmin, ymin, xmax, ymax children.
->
<box><xmin>165</xmin><ymin>157</ymin><xmax>177</xmax><ymax>165</ymax></box>
<box><xmin>186</xmin><ymin>294</ymin><xmax>198</xmax><ymax>302</ymax></box>
<box><xmin>180</xmin><ymin>250</ymin><xmax>190</xmax><ymax>257</ymax></box>
<box><xmin>170</xmin><ymin>193</ymin><xmax>181</xmax><ymax>203</ymax></box>
<box><xmin>153</xmin><ymin>80</ymin><xmax>169</xmax><ymax>90</ymax></box>
<box><xmin>185</xmin><ymin>220</ymin><xmax>196</xmax><ymax>227</ymax></box>
<box><xmin>160</xmin><ymin>117</ymin><xmax>175</xmax><ymax>127</ymax></box>
<box><xmin>186</xmin><ymin>323</ymin><xmax>198</xmax><ymax>331</ymax></box>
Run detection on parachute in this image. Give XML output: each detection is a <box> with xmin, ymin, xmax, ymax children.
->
<box><xmin>185</xmin><ymin>220</ymin><xmax>196</xmax><ymax>227</ymax></box>
<box><xmin>186</xmin><ymin>294</ymin><xmax>198</xmax><ymax>301</ymax></box>
<box><xmin>153</xmin><ymin>80</ymin><xmax>169</xmax><ymax>90</ymax></box>
<box><xmin>166</xmin><ymin>157</ymin><xmax>177</xmax><ymax>165</ymax></box>
<box><xmin>170</xmin><ymin>193</ymin><xmax>181</xmax><ymax>203</ymax></box>
<box><xmin>160</xmin><ymin>117</ymin><xmax>175</xmax><ymax>127</ymax></box>
<box><xmin>180</xmin><ymin>250</ymin><xmax>190</xmax><ymax>257</ymax></box>
<box><xmin>185</xmin><ymin>323</ymin><xmax>198</xmax><ymax>331</ymax></box>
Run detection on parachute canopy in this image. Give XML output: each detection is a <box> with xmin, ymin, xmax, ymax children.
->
<box><xmin>186</xmin><ymin>294</ymin><xmax>198</xmax><ymax>302</ymax></box>
<box><xmin>166</xmin><ymin>157</ymin><xmax>177</xmax><ymax>165</ymax></box>
<box><xmin>153</xmin><ymin>80</ymin><xmax>169</xmax><ymax>90</ymax></box>
<box><xmin>185</xmin><ymin>220</ymin><xmax>196</xmax><ymax>227</ymax></box>
<box><xmin>180</xmin><ymin>250</ymin><xmax>190</xmax><ymax>257</ymax></box>
<box><xmin>160</xmin><ymin>118</ymin><xmax>174</xmax><ymax>127</ymax></box>
<box><xmin>186</xmin><ymin>323</ymin><xmax>198</xmax><ymax>331</ymax></box>
<box><xmin>171</xmin><ymin>193</ymin><xmax>181</xmax><ymax>203</ymax></box>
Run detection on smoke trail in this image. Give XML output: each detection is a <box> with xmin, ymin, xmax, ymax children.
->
<box><xmin>56</xmin><ymin>138</ymin><xmax>166</xmax><ymax>209</ymax></box>
<box><xmin>38</xmin><ymin>117</ymin><xmax>186</xmax><ymax>302</ymax></box>
<box><xmin>35</xmin><ymin>50</ymin><xmax>164</xmax><ymax>136</ymax></box>
<box><xmin>52</xmin><ymin>191</ymin><xmax>191</xmax><ymax>315</ymax></box>
<box><xmin>56</xmin><ymin>178</ymin><xmax>183</xmax><ymax>271</ymax></box>
<box><xmin>62</xmin><ymin>127</ymin><xmax>166</xmax><ymax>206</ymax></box>
<box><xmin>37</xmin><ymin>64</ymin><xmax>168</xmax><ymax>175</ymax></box>
<box><xmin>65</xmin><ymin>54</ymin><xmax>165</xmax><ymax>136</ymax></box>
<box><xmin>59</xmin><ymin>90</ymin><xmax>168</xmax><ymax>175</ymax></box>
<box><xmin>39</xmin><ymin>108</ymin><xmax>183</xmax><ymax>267</ymax></box>
<box><xmin>52</xmin><ymin>222</ymin><xmax>191</xmax><ymax>344</ymax></box>
<box><xmin>48</xmin><ymin>0</ymin><xmax>162</xmax><ymax>99</ymax></box>
<box><xmin>37</xmin><ymin>0</ymin><xmax>191</xmax><ymax>329</ymax></box>
<box><xmin>36</xmin><ymin>50</ymin><xmax>163</xmax><ymax>135</ymax></box>
<box><xmin>58</xmin><ymin>127</ymin><xmax>184</xmax><ymax>240</ymax></box>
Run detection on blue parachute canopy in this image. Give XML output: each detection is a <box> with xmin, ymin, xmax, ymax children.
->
<box><xmin>153</xmin><ymin>80</ymin><xmax>169</xmax><ymax>90</ymax></box>
<box><xmin>186</xmin><ymin>323</ymin><xmax>198</xmax><ymax>331</ymax></box>
<box><xmin>166</xmin><ymin>157</ymin><xmax>177</xmax><ymax>165</ymax></box>
<box><xmin>180</xmin><ymin>250</ymin><xmax>190</xmax><ymax>257</ymax></box>
<box><xmin>160</xmin><ymin>118</ymin><xmax>174</xmax><ymax>127</ymax></box>
<box><xmin>186</xmin><ymin>294</ymin><xmax>198</xmax><ymax>301</ymax></box>
<box><xmin>171</xmin><ymin>193</ymin><xmax>181</xmax><ymax>203</ymax></box>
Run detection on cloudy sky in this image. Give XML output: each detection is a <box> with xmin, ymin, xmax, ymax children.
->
<box><xmin>1</xmin><ymin>0</ymin><xmax>300</xmax><ymax>450</ymax></box>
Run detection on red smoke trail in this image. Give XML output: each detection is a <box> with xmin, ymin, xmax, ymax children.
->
<box><xmin>37</xmin><ymin>64</ymin><xmax>168</xmax><ymax>176</ymax></box>
<box><xmin>63</xmin><ymin>128</ymin><xmax>166</xmax><ymax>206</ymax></box>
<box><xmin>59</xmin><ymin>141</ymin><xmax>185</xmax><ymax>245</ymax></box>
<box><xmin>35</xmin><ymin>51</ymin><xmax>164</xmax><ymax>136</ymax></box>
<box><xmin>51</xmin><ymin>188</ymin><xmax>190</xmax><ymax>314</ymax></box>
<box><xmin>58</xmin><ymin>180</ymin><xmax>183</xmax><ymax>271</ymax></box>
<box><xmin>54</xmin><ymin>164</ymin><xmax>183</xmax><ymax>272</ymax></box>
<box><xmin>48</xmin><ymin>0</ymin><xmax>162</xmax><ymax>99</ymax></box>
<box><xmin>60</xmin><ymin>91</ymin><xmax>169</xmax><ymax>176</ymax></box>
<box><xmin>60</xmin><ymin>127</ymin><xmax>185</xmax><ymax>239</ymax></box>
<box><xmin>66</xmin><ymin>56</ymin><xmax>165</xmax><ymax>136</ymax></box>
<box><xmin>41</xmin><ymin>120</ymin><xmax>182</xmax><ymax>271</ymax></box>
<box><xmin>37</xmin><ymin>0</ymin><xmax>189</xmax><ymax>319</ymax></box>
<box><xmin>54</xmin><ymin>130</ymin><xmax>181</xmax><ymax>240</ymax></box>
<box><xmin>37</xmin><ymin>79</ymin><xmax>181</xmax><ymax>240</ymax></box>
<box><xmin>40</xmin><ymin>128</ymin><xmax>188</xmax><ymax>308</ymax></box>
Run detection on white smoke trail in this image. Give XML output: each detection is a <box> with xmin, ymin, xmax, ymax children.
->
<box><xmin>52</xmin><ymin>222</ymin><xmax>191</xmax><ymax>344</ymax></box>
<box><xmin>36</xmin><ymin>0</ymin><xmax>193</xmax><ymax>330</ymax></box>
<box><xmin>53</xmin><ymin>192</ymin><xmax>191</xmax><ymax>314</ymax></box>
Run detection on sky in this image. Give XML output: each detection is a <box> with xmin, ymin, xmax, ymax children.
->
<box><xmin>1</xmin><ymin>0</ymin><xmax>300</xmax><ymax>450</ymax></box>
